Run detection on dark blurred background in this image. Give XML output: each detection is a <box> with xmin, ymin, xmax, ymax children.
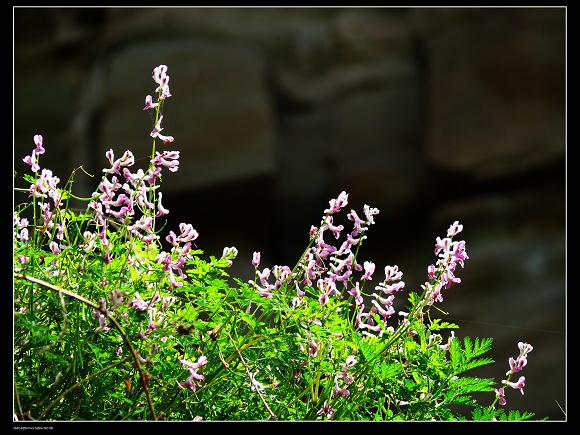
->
<box><xmin>13</xmin><ymin>7</ymin><xmax>566</xmax><ymax>420</ymax></box>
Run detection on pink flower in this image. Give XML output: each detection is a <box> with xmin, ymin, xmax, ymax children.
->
<box><xmin>503</xmin><ymin>376</ymin><xmax>526</xmax><ymax>395</ymax></box>
<box><xmin>252</xmin><ymin>251</ymin><xmax>261</xmax><ymax>268</ymax></box>
<box><xmin>447</xmin><ymin>221</ymin><xmax>463</xmax><ymax>237</ymax></box>
<box><xmin>495</xmin><ymin>388</ymin><xmax>506</xmax><ymax>406</ymax></box>
<box><xmin>143</xmin><ymin>94</ymin><xmax>158</xmax><ymax>110</ymax></box>
<box><xmin>179</xmin><ymin>355</ymin><xmax>207</xmax><ymax>391</ymax></box>
<box><xmin>362</xmin><ymin>261</ymin><xmax>375</xmax><ymax>280</ymax></box>
<box><xmin>23</xmin><ymin>151</ymin><xmax>39</xmax><ymax>173</ymax></box>
<box><xmin>317</xmin><ymin>402</ymin><xmax>334</xmax><ymax>419</ymax></box>
<box><xmin>33</xmin><ymin>134</ymin><xmax>45</xmax><ymax>154</ymax></box>
<box><xmin>324</xmin><ymin>191</ymin><xmax>349</xmax><ymax>214</ymax></box>
<box><xmin>506</xmin><ymin>356</ymin><xmax>527</xmax><ymax>375</ymax></box>
<box><xmin>153</xmin><ymin>64</ymin><xmax>172</xmax><ymax>99</ymax></box>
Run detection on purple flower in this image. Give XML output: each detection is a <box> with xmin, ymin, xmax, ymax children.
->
<box><xmin>506</xmin><ymin>342</ymin><xmax>532</xmax><ymax>375</ymax></box>
<box><xmin>177</xmin><ymin>223</ymin><xmax>199</xmax><ymax>243</ymax></box>
<box><xmin>324</xmin><ymin>191</ymin><xmax>349</xmax><ymax>214</ymax></box>
<box><xmin>447</xmin><ymin>220</ymin><xmax>463</xmax><ymax>237</ymax></box>
<box><xmin>361</xmin><ymin>261</ymin><xmax>375</xmax><ymax>280</ymax></box>
<box><xmin>518</xmin><ymin>342</ymin><xmax>533</xmax><ymax>358</ymax></box>
<box><xmin>503</xmin><ymin>376</ymin><xmax>526</xmax><ymax>395</ymax></box>
<box><xmin>150</xmin><ymin>116</ymin><xmax>174</xmax><ymax>143</ymax></box>
<box><xmin>252</xmin><ymin>251</ymin><xmax>261</xmax><ymax>268</ymax></box>
<box><xmin>143</xmin><ymin>94</ymin><xmax>158</xmax><ymax>110</ymax></box>
<box><xmin>348</xmin><ymin>282</ymin><xmax>364</xmax><ymax>305</ymax></box>
<box><xmin>152</xmin><ymin>64</ymin><xmax>172</xmax><ymax>100</ymax></box>
<box><xmin>507</xmin><ymin>356</ymin><xmax>527</xmax><ymax>375</ymax></box>
<box><xmin>34</xmin><ymin>134</ymin><xmax>45</xmax><ymax>155</ymax></box>
<box><xmin>322</xmin><ymin>216</ymin><xmax>344</xmax><ymax>239</ymax></box>
<box><xmin>334</xmin><ymin>377</ymin><xmax>350</xmax><ymax>397</ymax></box>
<box><xmin>179</xmin><ymin>355</ymin><xmax>208</xmax><ymax>391</ymax></box>
<box><xmin>496</xmin><ymin>388</ymin><xmax>506</xmax><ymax>406</ymax></box>
<box><xmin>317</xmin><ymin>402</ymin><xmax>334</xmax><ymax>419</ymax></box>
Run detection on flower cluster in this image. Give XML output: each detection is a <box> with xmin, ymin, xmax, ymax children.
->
<box><xmin>179</xmin><ymin>355</ymin><xmax>208</xmax><ymax>392</ymax></box>
<box><xmin>495</xmin><ymin>341</ymin><xmax>533</xmax><ymax>405</ymax></box>
<box><xmin>18</xmin><ymin>65</ymin><xmax>207</xmax><ymax>393</ymax></box>
<box><xmin>145</xmin><ymin>65</ymin><xmax>174</xmax><ymax>144</ymax></box>
<box><xmin>13</xmin><ymin>62</ymin><xmax>540</xmax><ymax>421</ymax></box>
<box><xmin>250</xmin><ymin>193</ymin><xmax>469</xmax><ymax>343</ymax></box>
<box><xmin>20</xmin><ymin>134</ymin><xmax>63</xmax><ymax>243</ymax></box>
<box><xmin>249</xmin><ymin>193</ymin><xmax>472</xmax><ymax>419</ymax></box>
<box><xmin>421</xmin><ymin>221</ymin><xmax>469</xmax><ymax>307</ymax></box>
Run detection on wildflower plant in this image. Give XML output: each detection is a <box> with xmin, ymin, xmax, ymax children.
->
<box><xmin>13</xmin><ymin>64</ymin><xmax>539</xmax><ymax>421</ymax></box>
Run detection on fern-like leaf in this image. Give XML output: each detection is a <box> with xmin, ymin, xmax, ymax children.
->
<box><xmin>450</xmin><ymin>336</ymin><xmax>495</xmax><ymax>375</ymax></box>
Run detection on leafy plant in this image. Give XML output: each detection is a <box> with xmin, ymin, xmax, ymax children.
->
<box><xmin>13</xmin><ymin>64</ymin><xmax>537</xmax><ymax>421</ymax></box>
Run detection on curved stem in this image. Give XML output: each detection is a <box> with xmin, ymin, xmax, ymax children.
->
<box><xmin>14</xmin><ymin>273</ymin><xmax>158</xmax><ymax>421</ymax></box>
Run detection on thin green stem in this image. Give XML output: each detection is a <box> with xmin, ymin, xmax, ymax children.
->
<box><xmin>36</xmin><ymin>356</ymin><xmax>132</xmax><ymax>420</ymax></box>
<box><xmin>14</xmin><ymin>273</ymin><xmax>158</xmax><ymax>421</ymax></box>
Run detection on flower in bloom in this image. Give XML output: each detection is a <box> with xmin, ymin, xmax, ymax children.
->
<box><xmin>322</xmin><ymin>216</ymin><xmax>344</xmax><ymax>239</ymax></box>
<box><xmin>143</xmin><ymin>94</ymin><xmax>158</xmax><ymax>110</ymax></box>
<box><xmin>434</xmin><ymin>236</ymin><xmax>451</xmax><ymax>256</ymax></box>
<box><xmin>177</xmin><ymin>222</ymin><xmax>199</xmax><ymax>243</ymax></box>
<box><xmin>347</xmin><ymin>282</ymin><xmax>364</xmax><ymax>305</ymax></box>
<box><xmin>49</xmin><ymin>241</ymin><xmax>60</xmax><ymax>255</ymax></box>
<box><xmin>495</xmin><ymin>387</ymin><xmax>506</xmax><ymax>406</ymax></box>
<box><xmin>155</xmin><ymin>192</ymin><xmax>170</xmax><ymax>217</ymax></box>
<box><xmin>334</xmin><ymin>377</ymin><xmax>350</xmax><ymax>397</ymax></box>
<box><xmin>14</xmin><ymin>218</ymin><xmax>28</xmax><ymax>240</ymax></box>
<box><xmin>383</xmin><ymin>265</ymin><xmax>403</xmax><ymax>282</ymax></box>
<box><xmin>447</xmin><ymin>220</ymin><xmax>463</xmax><ymax>237</ymax></box>
<box><xmin>150</xmin><ymin>116</ymin><xmax>174</xmax><ymax>143</ymax></box>
<box><xmin>517</xmin><ymin>342</ymin><xmax>533</xmax><ymax>358</ymax></box>
<box><xmin>336</xmin><ymin>355</ymin><xmax>357</xmax><ymax>385</ymax></box>
<box><xmin>503</xmin><ymin>376</ymin><xmax>526</xmax><ymax>395</ymax></box>
<box><xmin>361</xmin><ymin>261</ymin><xmax>375</xmax><ymax>280</ymax></box>
<box><xmin>507</xmin><ymin>355</ymin><xmax>527</xmax><ymax>374</ymax></box>
<box><xmin>363</xmin><ymin>204</ymin><xmax>380</xmax><ymax>224</ymax></box>
<box><xmin>152</xmin><ymin>150</ymin><xmax>179</xmax><ymax>170</ymax></box>
<box><xmin>439</xmin><ymin>330</ymin><xmax>455</xmax><ymax>350</ymax></box>
<box><xmin>344</xmin><ymin>355</ymin><xmax>357</xmax><ymax>367</ymax></box>
<box><xmin>17</xmin><ymin>255</ymin><xmax>30</xmax><ymax>264</ymax></box>
<box><xmin>506</xmin><ymin>341</ymin><xmax>532</xmax><ymax>376</ymax></box>
<box><xmin>252</xmin><ymin>251</ymin><xmax>261</xmax><ymax>268</ymax></box>
<box><xmin>317</xmin><ymin>402</ymin><xmax>334</xmax><ymax>419</ymax></box>
<box><xmin>179</xmin><ymin>355</ymin><xmax>208</xmax><ymax>391</ymax></box>
<box><xmin>130</xmin><ymin>292</ymin><xmax>148</xmax><ymax>311</ymax></box>
<box><xmin>103</xmin><ymin>150</ymin><xmax>135</xmax><ymax>175</ymax></box>
<box><xmin>324</xmin><ymin>191</ymin><xmax>349</xmax><ymax>214</ymax></box>
<box><xmin>34</xmin><ymin>134</ymin><xmax>45</xmax><ymax>155</ymax></box>
<box><xmin>29</xmin><ymin>169</ymin><xmax>60</xmax><ymax>199</ymax></box>
<box><xmin>153</xmin><ymin>64</ymin><xmax>172</xmax><ymax>100</ymax></box>
<box><xmin>292</xmin><ymin>296</ymin><xmax>305</xmax><ymax>307</ymax></box>
<box><xmin>23</xmin><ymin>135</ymin><xmax>46</xmax><ymax>173</ymax></box>
<box><xmin>371</xmin><ymin>295</ymin><xmax>395</xmax><ymax>320</ymax></box>
<box><xmin>23</xmin><ymin>152</ymin><xmax>39</xmax><ymax>173</ymax></box>
<box><xmin>308</xmin><ymin>340</ymin><xmax>320</xmax><ymax>357</ymax></box>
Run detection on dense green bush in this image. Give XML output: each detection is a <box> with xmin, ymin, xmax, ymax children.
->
<box><xmin>13</xmin><ymin>65</ymin><xmax>536</xmax><ymax>421</ymax></box>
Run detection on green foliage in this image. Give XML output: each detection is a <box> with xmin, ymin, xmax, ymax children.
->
<box><xmin>13</xmin><ymin>64</ymin><xmax>537</xmax><ymax>422</ymax></box>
